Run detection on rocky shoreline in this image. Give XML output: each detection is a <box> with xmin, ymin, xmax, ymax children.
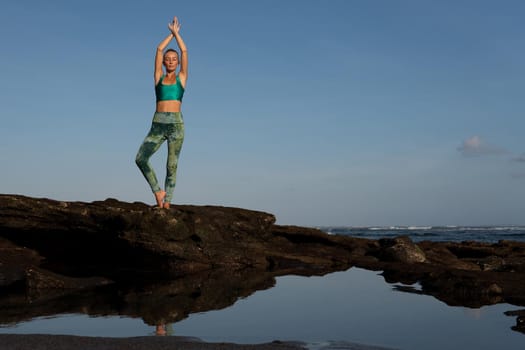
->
<box><xmin>1</xmin><ymin>194</ymin><xmax>524</xmax><ymax>335</ymax></box>
<box><xmin>0</xmin><ymin>334</ymin><xmax>305</xmax><ymax>350</ymax></box>
<box><xmin>0</xmin><ymin>334</ymin><xmax>401</xmax><ymax>350</ymax></box>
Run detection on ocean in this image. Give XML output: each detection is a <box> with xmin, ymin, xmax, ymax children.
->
<box><xmin>319</xmin><ymin>225</ymin><xmax>525</xmax><ymax>243</ymax></box>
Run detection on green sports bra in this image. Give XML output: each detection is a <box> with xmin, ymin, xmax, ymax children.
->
<box><xmin>155</xmin><ymin>75</ymin><xmax>185</xmax><ymax>102</ymax></box>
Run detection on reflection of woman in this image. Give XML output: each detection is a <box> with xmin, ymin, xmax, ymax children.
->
<box><xmin>136</xmin><ymin>16</ymin><xmax>188</xmax><ymax>209</ymax></box>
<box><xmin>155</xmin><ymin>324</ymin><xmax>167</xmax><ymax>336</ymax></box>
<box><xmin>155</xmin><ymin>323</ymin><xmax>173</xmax><ymax>336</ymax></box>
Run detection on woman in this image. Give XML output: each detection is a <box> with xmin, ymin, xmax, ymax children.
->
<box><xmin>136</xmin><ymin>17</ymin><xmax>188</xmax><ymax>209</ymax></box>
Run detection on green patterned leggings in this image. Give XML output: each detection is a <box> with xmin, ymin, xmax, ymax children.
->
<box><xmin>135</xmin><ymin>112</ymin><xmax>185</xmax><ymax>203</ymax></box>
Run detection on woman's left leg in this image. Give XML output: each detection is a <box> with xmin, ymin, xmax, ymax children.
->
<box><xmin>164</xmin><ymin>122</ymin><xmax>185</xmax><ymax>206</ymax></box>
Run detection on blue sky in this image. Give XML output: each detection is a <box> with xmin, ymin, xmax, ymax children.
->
<box><xmin>1</xmin><ymin>0</ymin><xmax>524</xmax><ymax>226</ymax></box>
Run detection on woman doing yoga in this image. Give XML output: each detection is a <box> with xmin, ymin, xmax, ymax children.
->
<box><xmin>136</xmin><ymin>16</ymin><xmax>188</xmax><ymax>209</ymax></box>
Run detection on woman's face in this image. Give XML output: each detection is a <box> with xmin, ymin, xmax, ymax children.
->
<box><xmin>163</xmin><ymin>52</ymin><xmax>179</xmax><ymax>71</ymax></box>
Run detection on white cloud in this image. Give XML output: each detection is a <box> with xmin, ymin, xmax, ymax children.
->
<box><xmin>457</xmin><ymin>136</ymin><xmax>508</xmax><ymax>157</ymax></box>
<box><xmin>511</xmin><ymin>154</ymin><xmax>525</xmax><ymax>163</ymax></box>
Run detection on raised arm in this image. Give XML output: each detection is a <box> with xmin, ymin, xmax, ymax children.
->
<box><xmin>168</xmin><ymin>17</ymin><xmax>188</xmax><ymax>87</ymax></box>
<box><xmin>154</xmin><ymin>33</ymin><xmax>173</xmax><ymax>84</ymax></box>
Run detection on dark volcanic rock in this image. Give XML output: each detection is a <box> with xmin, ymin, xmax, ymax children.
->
<box><xmin>378</xmin><ymin>236</ymin><xmax>426</xmax><ymax>263</ymax></box>
<box><xmin>2</xmin><ymin>194</ymin><xmax>525</xmax><ymax>335</ymax></box>
<box><xmin>0</xmin><ymin>195</ymin><xmax>353</xmax><ymax>280</ymax></box>
<box><xmin>0</xmin><ymin>237</ymin><xmax>43</xmax><ymax>287</ymax></box>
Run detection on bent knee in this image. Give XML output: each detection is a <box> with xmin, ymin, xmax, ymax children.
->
<box><xmin>135</xmin><ymin>154</ymin><xmax>147</xmax><ymax>167</ymax></box>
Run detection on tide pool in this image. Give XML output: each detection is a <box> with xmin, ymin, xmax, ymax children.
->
<box><xmin>1</xmin><ymin>268</ymin><xmax>523</xmax><ymax>350</ymax></box>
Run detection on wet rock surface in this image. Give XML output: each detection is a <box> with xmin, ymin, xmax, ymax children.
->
<box><xmin>1</xmin><ymin>194</ymin><xmax>525</xmax><ymax>335</ymax></box>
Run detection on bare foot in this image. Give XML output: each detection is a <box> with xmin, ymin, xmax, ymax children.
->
<box><xmin>163</xmin><ymin>202</ymin><xmax>170</xmax><ymax>209</ymax></box>
<box><xmin>154</xmin><ymin>191</ymin><xmax>166</xmax><ymax>208</ymax></box>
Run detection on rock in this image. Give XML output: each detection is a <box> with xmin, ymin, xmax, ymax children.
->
<box><xmin>418</xmin><ymin>242</ymin><xmax>481</xmax><ymax>271</ymax></box>
<box><xmin>478</xmin><ymin>256</ymin><xmax>506</xmax><ymax>271</ymax></box>
<box><xmin>378</xmin><ymin>236</ymin><xmax>426</xmax><ymax>263</ymax></box>
<box><xmin>2</xmin><ymin>193</ymin><xmax>525</xmax><ymax>329</ymax></box>
<box><xmin>0</xmin><ymin>334</ymin><xmax>306</xmax><ymax>350</ymax></box>
<box><xmin>0</xmin><ymin>237</ymin><xmax>43</xmax><ymax>287</ymax></box>
<box><xmin>0</xmin><ymin>195</ymin><xmax>352</xmax><ymax>279</ymax></box>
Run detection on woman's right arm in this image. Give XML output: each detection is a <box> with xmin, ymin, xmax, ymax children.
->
<box><xmin>169</xmin><ymin>17</ymin><xmax>188</xmax><ymax>87</ymax></box>
<box><xmin>154</xmin><ymin>34</ymin><xmax>173</xmax><ymax>84</ymax></box>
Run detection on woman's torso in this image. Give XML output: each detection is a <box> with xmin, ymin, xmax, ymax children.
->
<box><xmin>155</xmin><ymin>74</ymin><xmax>185</xmax><ymax>112</ymax></box>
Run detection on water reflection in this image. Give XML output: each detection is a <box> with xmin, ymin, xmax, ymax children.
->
<box><xmin>1</xmin><ymin>268</ymin><xmax>524</xmax><ymax>350</ymax></box>
<box><xmin>0</xmin><ymin>268</ymin><xmax>282</xmax><ymax>327</ymax></box>
<box><xmin>154</xmin><ymin>323</ymin><xmax>173</xmax><ymax>336</ymax></box>
<box><xmin>0</xmin><ymin>269</ymin><xmax>525</xmax><ymax>344</ymax></box>
<box><xmin>504</xmin><ymin>309</ymin><xmax>525</xmax><ymax>334</ymax></box>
